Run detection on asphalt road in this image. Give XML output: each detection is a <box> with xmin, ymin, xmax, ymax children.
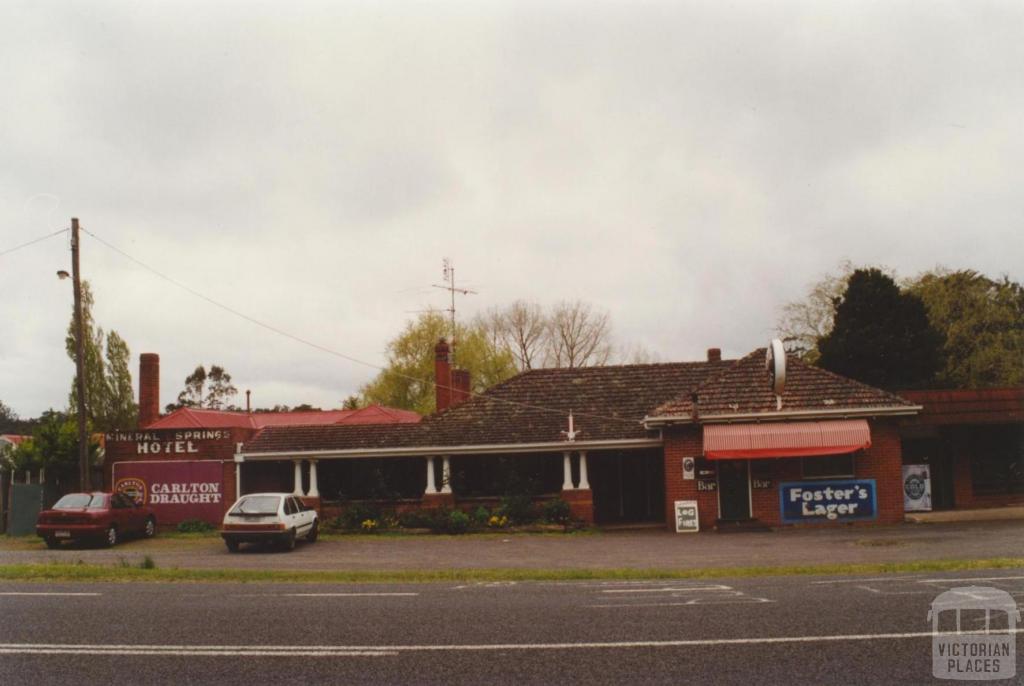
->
<box><xmin>2</xmin><ymin>569</ymin><xmax>1023</xmax><ymax>685</ymax></box>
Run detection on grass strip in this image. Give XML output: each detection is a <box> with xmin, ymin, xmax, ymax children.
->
<box><xmin>0</xmin><ymin>557</ymin><xmax>1022</xmax><ymax>584</ymax></box>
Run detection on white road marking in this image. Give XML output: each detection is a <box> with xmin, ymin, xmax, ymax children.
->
<box><xmin>813</xmin><ymin>574</ymin><xmax>1024</xmax><ymax>586</ymax></box>
<box><xmin>3</xmin><ymin>630</ymin><xmax>1023</xmax><ymax>656</ymax></box>
<box><xmin>600</xmin><ymin>586</ymin><xmax>731</xmax><ymax>593</ymax></box>
<box><xmin>0</xmin><ymin>592</ymin><xmax>101</xmax><ymax>597</ymax></box>
<box><xmin>231</xmin><ymin>592</ymin><xmax>419</xmax><ymax>598</ymax></box>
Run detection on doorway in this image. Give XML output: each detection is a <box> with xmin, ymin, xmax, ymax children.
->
<box><xmin>591</xmin><ymin>450</ymin><xmax>664</xmax><ymax>524</ymax></box>
<box><xmin>717</xmin><ymin>460</ymin><xmax>751</xmax><ymax>521</ymax></box>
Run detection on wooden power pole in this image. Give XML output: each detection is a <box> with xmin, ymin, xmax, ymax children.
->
<box><xmin>70</xmin><ymin>218</ymin><xmax>90</xmax><ymax>491</ymax></box>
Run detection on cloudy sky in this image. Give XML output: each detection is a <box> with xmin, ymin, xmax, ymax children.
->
<box><xmin>1</xmin><ymin>0</ymin><xmax>1022</xmax><ymax>418</ymax></box>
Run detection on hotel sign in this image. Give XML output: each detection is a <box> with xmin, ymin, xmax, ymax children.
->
<box><xmin>105</xmin><ymin>429</ymin><xmax>233</xmax><ymax>457</ymax></box>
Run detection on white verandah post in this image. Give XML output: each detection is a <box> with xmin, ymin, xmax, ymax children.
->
<box><xmin>441</xmin><ymin>456</ymin><xmax>452</xmax><ymax>494</ymax></box>
<box><xmin>425</xmin><ymin>456</ymin><xmax>438</xmax><ymax>495</ymax></box>
<box><xmin>562</xmin><ymin>452</ymin><xmax>574</xmax><ymax>490</ymax></box>
<box><xmin>292</xmin><ymin>459</ymin><xmax>303</xmax><ymax>496</ymax></box>
<box><xmin>578</xmin><ymin>451</ymin><xmax>590</xmax><ymax>490</ymax></box>
<box><xmin>307</xmin><ymin>459</ymin><xmax>320</xmax><ymax>498</ymax></box>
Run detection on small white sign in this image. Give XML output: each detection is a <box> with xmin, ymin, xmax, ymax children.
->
<box><xmin>674</xmin><ymin>500</ymin><xmax>699</xmax><ymax>533</ymax></box>
<box><xmin>682</xmin><ymin>457</ymin><xmax>695</xmax><ymax>480</ymax></box>
<box><xmin>903</xmin><ymin>464</ymin><xmax>932</xmax><ymax>512</ymax></box>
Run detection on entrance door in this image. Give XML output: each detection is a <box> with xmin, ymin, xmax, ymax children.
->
<box><xmin>717</xmin><ymin>460</ymin><xmax>751</xmax><ymax>521</ymax></box>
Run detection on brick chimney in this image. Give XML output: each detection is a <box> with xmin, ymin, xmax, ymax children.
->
<box><xmin>707</xmin><ymin>348</ymin><xmax>722</xmax><ymax>362</ymax></box>
<box><xmin>451</xmin><ymin>369</ymin><xmax>471</xmax><ymax>407</ymax></box>
<box><xmin>139</xmin><ymin>353</ymin><xmax>160</xmax><ymax>428</ymax></box>
<box><xmin>435</xmin><ymin>338</ymin><xmax>452</xmax><ymax>412</ymax></box>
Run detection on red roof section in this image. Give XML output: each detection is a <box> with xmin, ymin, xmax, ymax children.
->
<box><xmin>0</xmin><ymin>434</ymin><xmax>30</xmax><ymax>446</ymax></box>
<box><xmin>144</xmin><ymin>405</ymin><xmax>420</xmax><ymax>430</ymax></box>
<box><xmin>899</xmin><ymin>388</ymin><xmax>1024</xmax><ymax>425</ymax></box>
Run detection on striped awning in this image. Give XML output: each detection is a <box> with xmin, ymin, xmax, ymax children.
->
<box><xmin>703</xmin><ymin>419</ymin><xmax>871</xmax><ymax>460</ymax></box>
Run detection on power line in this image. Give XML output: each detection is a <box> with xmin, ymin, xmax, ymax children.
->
<box><xmin>81</xmin><ymin>228</ymin><xmax>637</xmax><ymax>427</ymax></box>
<box><xmin>0</xmin><ymin>228</ymin><xmax>69</xmax><ymax>259</ymax></box>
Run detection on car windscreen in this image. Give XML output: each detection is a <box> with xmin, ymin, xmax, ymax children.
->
<box><xmin>53</xmin><ymin>494</ymin><xmax>106</xmax><ymax>509</ymax></box>
<box><xmin>230</xmin><ymin>496</ymin><xmax>281</xmax><ymax>515</ymax></box>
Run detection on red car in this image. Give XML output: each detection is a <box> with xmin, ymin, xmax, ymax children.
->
<box><xmin>36</xmin><ymin>492</ymin><xmax>157</xmax><ymax>548</ymax></box>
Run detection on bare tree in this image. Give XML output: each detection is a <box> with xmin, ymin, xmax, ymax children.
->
<box><xmin>547</xmin><ymin>300</ymin><xmax>613</xmax><ymax>368</ymax></box>
<box><xmin>477</xmin><ymin>301</ymin><xmax>549</xmax><ymax>371</ymax></box>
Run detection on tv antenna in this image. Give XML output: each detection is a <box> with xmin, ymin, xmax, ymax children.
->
<box><xmin>432</xmin><ymin>258</ymin><xmax>477</xmax><ymax>361</ymax></box>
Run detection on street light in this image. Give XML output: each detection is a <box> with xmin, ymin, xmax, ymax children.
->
<box><xmin>60</xmin><ymin>218</ymin><xmax>90</xmax><ymax>492</ymax></box>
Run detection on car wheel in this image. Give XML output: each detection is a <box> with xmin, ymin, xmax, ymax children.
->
<box><xmin>282</xmin><ymin>529</ymin><xmax>296</xmax><ymax>551</ymax></box>
<box><xmin>306</xmin><ymin>520</ymin><xmax>319</xmax><ymax>543</ymax></box>
<box><xmin>44</xmin><ymin>537</ymin><xmax>60</xmax><ymax>550</ymax></box>
<box><xmin>225</xmin><ymin>539</ymin><xmax>240</xmax><ymax>553</ymax></box>
<box><xmin>105</xmin><ymin>525</ymin><xmax>118</xmax><ymax>548</ymax></box>
<box><xmin>143</xmin><ymin>517</ymin><xmax>156</xmax><ymax>538</ymax></box>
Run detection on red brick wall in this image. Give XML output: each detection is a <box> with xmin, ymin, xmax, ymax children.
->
<box><xmin>663</xmin><ymin>419</ymin><xmax>906</xmax><ymax>530</ymax></box>
<box><xmin>103</xmin><ymin>427</ymin><xmax>251</xmax><ymax>521</ymax></box>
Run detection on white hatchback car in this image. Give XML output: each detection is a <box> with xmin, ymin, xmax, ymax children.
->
<box><xmin>220</xmin><ymin>493</ymin><xmax>319</xmax><ymax>552</ymax></box>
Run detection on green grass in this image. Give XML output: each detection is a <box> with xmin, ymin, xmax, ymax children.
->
<box><xmin>1</xmin><ymin>557</ymin><xmax>1022</xmax><ymax>584</ymax></box>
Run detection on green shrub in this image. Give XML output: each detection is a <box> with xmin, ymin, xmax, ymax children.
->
<box><xmin>323</xmin><ymin>516</ymin><xmax>347</xmax><ymax>533</ymax></box>
<box><xmin>446</xmin><ymin>510</ymin><xmax>471</xmax><ymax>534</ymax></box>
<box><xmin>471</xmin><ymin>506</ymin><xmax>491</xmax><ymax>526</ymax></box>
<box><xmin>397</xmin><ymin>509</ymin><xmax>434</xmax><ymax>529</ymax></box>
<box><xmin>176</xmin><ymin>519</ymin><xmax>215</xmax><ymax>534</ymax></box>
<box><xmin>542</xmin><ymin>498</ymin><xmax>571</xmax><ymax>525</ymax></box>
<box><xmin>498</xmin><ymin>494</ymin><xmax>537</xmax><ymax>524</ymax></box>
<box><xmin>340</xmin><ymin>503</ymin><xmax>381</xmax><ymax>530</ymax></box>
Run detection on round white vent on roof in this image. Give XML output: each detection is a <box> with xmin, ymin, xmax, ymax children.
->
<box><xmin>766</xmin><ymin>338</ymin><xmax>786</xmax><ymax>397</ymax></box>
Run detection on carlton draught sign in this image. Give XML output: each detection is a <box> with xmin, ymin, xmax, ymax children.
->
<box><xmin>113</xmin><ymin>460</ymin><xmax>226</xmax><ymax>525</ymax></box>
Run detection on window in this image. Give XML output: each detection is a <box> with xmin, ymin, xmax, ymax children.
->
<box><xmin>230</xmin><ymin>495</ymin><xmax>281</xmax><ymax>515</ymax></box>
<box><xmin>969</xmin><ymin>426</ymin><xmax>1023</xmax><ymax>496</ymax></box>
<box><xmin>801</xmin><ymin>453</ymin><xmax>856</xmax><ymax>479</ymax></box>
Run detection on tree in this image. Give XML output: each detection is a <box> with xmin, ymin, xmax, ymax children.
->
<box><xmin>168</xmin><ymin>364</ymin><xmax>239</xmax><ymax>411</ymax></box>
<box><xmin>0</xmin><ymin>401</ymin><xmax>38</xmax><ymax>435</ymax></box>
<box><xmin>775</xmin><ymin>261</ymin><xmax>902</xmax><ymax>362</ymax></box>
<box><xmin>65</xmin><ymin>281</ymin><xmax>138</xmax><ymax>431</ymax></box>
<box><xmin>8</xmin><ymin>410</ymin><xmax>101</xmax><ymax>490</ymax></box>
<box><xmin>818</xmin><ymin>269</ymin><xmax>942</xmax><ymax>389</ymax></box>
<box><xmin>361</xmin><ymin>311</ymin><xmax>517</xmax><ymax>414</ymax></box>
<box><xmin>478</xmin><ymin>301</ymin><xmax>549</xmax><ymax>371</ymax></box>
<box><xmin>547</xmin><ymin>300</ymin><xmax>613</xmax><ymax>368</ymax></box>
<box><xmin>905</xmin><ymin>269</ymin><xmax>1024</xmax><ymax>388</ymax></box>
<box><xmin>341</xmin><ymin>396</ymin><xmax>362</xmax><ymax>410</ymax></box>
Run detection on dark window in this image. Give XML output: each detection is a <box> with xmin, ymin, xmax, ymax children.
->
<box><xmin>968</xmin><ymin>426</ymin><xmax>1023</xmax><ymax>497</ymax></box>
<box><xmin>284</xmin><ymin>498</ymin><xmax>298</xmax><ymax>515</ymax></box>
<box><xmin>801</xmin><ymin>453</ymin><xmax>856</xmax><ymax>479</ymax></box>
<box><xmin>230</xmin><ymin>495</ymin><xmax>281</xmax><ymax>515</ymax></box>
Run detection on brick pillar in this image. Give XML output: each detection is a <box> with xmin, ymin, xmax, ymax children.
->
<box><xmin>435</xmin><ymin>339</ymin><xmax>452</xmax><ymax>412</ymax></box>
<box><xmin>138</xmin><ymin>353</ymin><xmax>160</xmax><ymax>428</ymax></box>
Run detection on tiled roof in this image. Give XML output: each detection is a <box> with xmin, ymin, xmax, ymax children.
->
<box><xmin>244</xmin><ymin>361</ymin><xmax>733</xmax><ymax>454</ymax></box>
<box><xmin>145</xmin><ymin>405</ymin><xmax>421</xmax><ymax>430</ymax></box>
<box><xmin>652</xmin><ymin>349</ymin><xmax>916</xmax><ymax>419</ymax></box>
<box><xmin>898</xmin><ymin>388</ymin><xmax>1024</xmax><ymax>425</ymax></box>
<box><xmin>0</xmin><ymin>434</ymin><xmax>29</xmax><ymax>446</ymax></box>
<box><xmin>243</xmin><ymin>350</ymin><xmax>920</xmax><ymax>456</ymax></box>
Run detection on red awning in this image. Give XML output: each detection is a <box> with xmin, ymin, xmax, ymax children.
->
<box><xmin>703</xmin><ymin>419</ymin><xmax>871</xmax><ymax>460</ymax></box>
